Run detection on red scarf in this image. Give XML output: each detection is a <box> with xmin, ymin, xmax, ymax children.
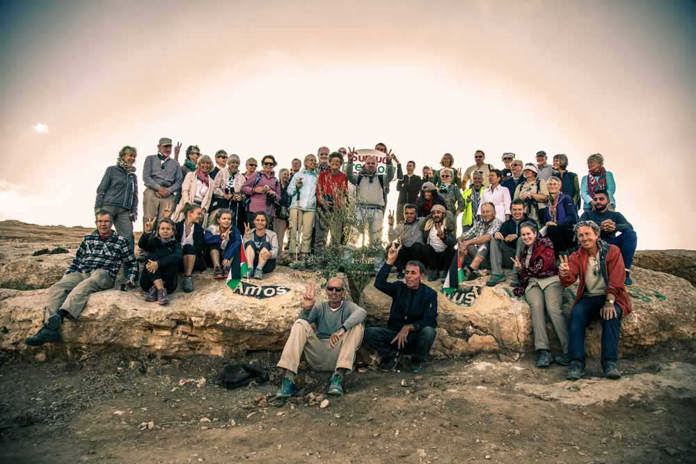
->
<box><xmin>196</xmin><ymin>169</ymin><xmax>210</xmax><ymax>187</ymax></box>
<box><xmin>587</xmin><ymin>166</ymin><xmax>606</xmax><ymax>198</ymax></box>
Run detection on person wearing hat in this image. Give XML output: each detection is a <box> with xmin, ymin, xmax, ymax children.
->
<box><xmin>422</xmin><ymin>204</ymin><xmax>457</xmax><ymax>281</ymax></box>
<box><xmin>501</xmin><ymin>153</ymin><xmax>515</xmax><ymax>178</ymax></box>
<box><xmin>513</xmin><ymin>164</ymin><xmax>549</xmax><ymax>224</ymax></box>
<box><xmin>142</xmin><ymin>137</ymin><xmax>183</xmax><ymax>230</ymax></box>
<box><xmin>461</xmin><ymin>171</ymin><xmax>485</xmax><ymax>233</ymax></box>
<box><xmin>535</xmin><ymin>151</ymin><xmax>554</xmax><ymax>181</ymax></box>
<box><xmin>415</xmin><ymin>181</ymin><xmax>446</xmax><ymax>218</ymax></box>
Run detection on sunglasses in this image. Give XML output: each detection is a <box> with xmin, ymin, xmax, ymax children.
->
<box><xmin>217</xmin><ymin>155</ymin><xmax>228</xmax><ymax>159</ymax></box>
<box><xmin>441</xmin><ymin>174</ymin><xmax>451</xmax><ymax>178</ymax></box>
<box><xmin>248</xmin><ymin>164</ymin><xmax>257</xmax><ymax>167</ymax></box>
<box><xmin>326</xmin><ymin>286</ymin><xmax>344</xmax><ymax>292</ymax></box>
<box><xmin>263</xmin><ymin>162</ymin><xmax>275</xmax><ymax>166</ymax></box>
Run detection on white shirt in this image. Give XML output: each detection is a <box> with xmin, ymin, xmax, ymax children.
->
<box><xmin>478</xmin><ymin>184</ymin><xmax>511</xmax><ymax>222</ymax></box>
<box><xmin>428</xmin><ymin>225</ymin><xmax>447</xmax><ymax>252</ymax></box>
<box><xmin>194</xmin><ymin>179</ymin><xmax>210</xmax><ymax>203</ymax></box>
<box><xmin>181</xmin><ymin>223</ymin><xmax>195</xmax><ymax>247</ymax></box>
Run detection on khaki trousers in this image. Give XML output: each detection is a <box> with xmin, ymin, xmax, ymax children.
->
<box><xmin>277</xmin><ymin>319</ymin><xmax>364</xmax><ymax>373</ymax></box>
<box><xmin>525</xmin><ymin>280</ymin><xmax>569</xmax><ymax>352</ymax></box>
<box><xmin>288</xmin><ymin>208</ymin><xmax>315</xmax><ymax>254</ymax></box>
<box><xmin>45</xmin><ymin>270</ymin><xmax>115</xmax><ymax>320</ymax></box>
<box><xmin>143</xmin><ymin>188</ymin><xmax>176</xmax><ymax>230</ymax></box>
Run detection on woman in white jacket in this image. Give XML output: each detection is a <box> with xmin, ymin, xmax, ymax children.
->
<box><xmin>172</xmin><ymin>155</ymin><xmax>214</xmax><ymax>224</ymax></box>
<box><xmin>286</xmin><ymin>154</ymin><xmax>318</xmax><ymax>257</ymax></box>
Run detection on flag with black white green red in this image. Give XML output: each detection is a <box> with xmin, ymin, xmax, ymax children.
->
<box><xmin>226</xmin><ymin>244</ymin><xmax>248</xmax><ymax>291</ymax></box>
<box><xmin>442</xmin><ymin>253</ymin><xmax>465</xmax><ymax>296</ymax></box>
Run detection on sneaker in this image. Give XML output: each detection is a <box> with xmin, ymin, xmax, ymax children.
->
<box><xmin>603</xmin><ymin>361</ymin><xmax>621</xmax><ymax>380</ymax></box>
<box><xmin>157</xmin><ymin>288</ymin><xmax>169</xmax><ymax>305</ymax></box>
<box><xmin>247</xmin><ymin>268</ymin><xmax>255</xmax><ymax>279</ymax></box>
<box><xmin>566</xmin><ymin>361</ymin><xmax>584</xmax><ymax>381</ymax></box>
<box><xmin>411</xmin><ymin>359</ymin><xmax>426</xmax><ymax>374</ymax></box>
<box><xmin>182</xmin><ymin>276</ymin><xmax>193</xmax><ymax>293</ymax></box>
<box><xmin>535</xmin><ymin>349</ymin><xmax>552</xmax><ymax>368</ymax></box>
<box><xmin>486</xmin><ymin>274</ymin><xmax>506</xmax><ymax>287</ymax></box>
<box><xmin>624</xmin><ymin>271</ymin><xmax>633</xmax><ymax>286</ymax></box>
<box><xmin>275</xmin><ymin>377</ymin><xmax>298</xmax><ymax>398</ymax></box>
<box><xmin>25</xmin><ymin>314</ymin><xmax>63</xmax><ymax>346</ymax></box>
<box><xmin>427</xmin><ymin>269</ymin><xmax>438</xmax><ymax>281</ymax></box>
<box><xmin>554</xmin><ymin>353</ymin><xmax>571</xmax><ymax>366</ymax></box>
<box><xmin>327</xmin><ymin>374</ymin><xmax>344</xmax><ymax>396</ymax></box>
<box><xmin>144</xmin><ymin>286</ymin><xmax>158</xmax><ymax>302</ymax></box>
<box><xmin>213</xmin><ymin>266</ymin><xmax>224</xmax><ymax>280</ymax></box>
<box><xmin>253</xmin><ymin>268</ymin><xmax>263</xmax><ymax>280</ymax></box>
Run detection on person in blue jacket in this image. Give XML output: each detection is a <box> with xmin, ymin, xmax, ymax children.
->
<box><xmin>204</xmin><ymin>209</ymin><xmax>241</xmax><ymax>279</ymax></box>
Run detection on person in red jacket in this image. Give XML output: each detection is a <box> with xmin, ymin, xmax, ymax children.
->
<box><xmin>559</xmin><ymin>220</ymin><xmax>632</xmax><ymax>381</ymax></box>
<box><xmin>314</xmin><ymin>152</ymin><xmax>349</xmax><ymax>252</ymax></box>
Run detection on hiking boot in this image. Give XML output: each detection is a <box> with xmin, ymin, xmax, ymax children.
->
<box><xmin>535</xmin><ymin>349</ymin><xmax>552</xmax><ymax>368</ymax></box>
<box><xmin>554</xmin><ymin>353</ymin><xmax>571</xmax><ymax>366</ymax></box>
<box><xmin>144</xmin><ymin>286</ymin><xmax>158</xmax><ymax>302</ymax></box>
<box><xmin>275</xmin><ymin>377</ymin><xmax>298</xmax><ymax>398</ymax></box>
<box><xmin>624</xmin><ymin>270</ymin><xmax>633</xmax><ymax>286</ymax></box>
<box><xmin>603</xmin><ymin>361</ymin><xmax>621</xmax><ymax>380</ymax></box>
<box><xmin>411</xmin><ymin>359</ymin><xmax>426</xmax><ymax>374</ymax></box>
<box><xmin>25</xmin><ymin>314</ymin><xmax>62</xmax><ymax>346</ymax></box>
<box><xmin>327</xmin><ymin>374</ymin><xmax>344</xmax><ymax>396</ymax></box>
<box><xmin>247</xmin><ymin>268</ymin><xmax>255</xmax><ymax>279</ymax></box>
<box><xmin>253</xmin><ymin>268</ymin><xmax>263</xmax><ymax>280</ymax></box>
<box><xmin>182</xmin><ymin>276</ymin><xmax>193</xmax><ymax>293</ymax></box>
<box><xmin>486</xmin><ymin>274</ymin><xmax>506</xmax><ymax>287</ymax></box>
<box><xmin>213</xmin><ymin>266</ymin><xmax>225</xmax><ymax>280</ymax></box>
<box><xmin>566</xmin><ymin>361</ymin><xmax>584</xmax><ymax>381</ymax></box>
<box><xmin>427</xmin><ymin>269</ymin><xmax>438</xmax><ymax>281</ymax></box>
<box><xmin>465</xmin><ymin>268</ymin><xmax>480</xmax><ymax>281</ymax></box>
<box><xmin>157</xmin><ymin>288</ymin><xmax>169</xmax><ymax>305</ymax></box>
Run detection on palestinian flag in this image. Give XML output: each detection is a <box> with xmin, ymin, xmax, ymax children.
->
<box><xmin>442</xmin><ymin>253</ymin><xmax>465</xmax><ymax>296</ymax></box>
<box><xmin>226</xmin><ymin>244</ymin><xmax>248</xmax><ymax>291</ymax></box>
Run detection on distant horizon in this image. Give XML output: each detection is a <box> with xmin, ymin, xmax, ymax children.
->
<box><xmin>2</xmin><ymin>0</ymin><xmax>695</xmax><ymax>249</ymax></box>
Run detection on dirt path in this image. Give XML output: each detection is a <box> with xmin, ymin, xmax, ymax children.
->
<box><xmin>1</xmin><ymin>346</ymin><xmax>695</xmax><ymax>464</ymax></box>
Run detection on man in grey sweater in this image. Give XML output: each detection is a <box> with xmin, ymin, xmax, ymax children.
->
<box><xmin>276</xmin><ymin>277</ymin><xmax>367</xmax><ymax>397</ymax></box>
<box><xmin>141</xmin><ymin>137</ymin><xmax>183</xmax><ymax>230</ymax></box>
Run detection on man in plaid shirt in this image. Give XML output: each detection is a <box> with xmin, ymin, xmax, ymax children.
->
<box><xmin>26</xmin><ymin>210</ymin><xmax>138</xmax><ymax>346</ymax></box>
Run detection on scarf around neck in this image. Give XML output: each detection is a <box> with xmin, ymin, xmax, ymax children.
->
<box><xmin>184</xmin><ymin>159</ymin><xmax>197</xmax><ymax>172</ymax></box>
<box><xmin>196</xmin><ymin>169</ymin><xmax>210</xmax><ymax>186</ymax></box>
<box><xmin>587</xmin><ymin>166</ymin><xmax>607</xmax><ymax>197</ymax></box>
<box><xmin>117</xmin><ymin>159</ymin><xmax>136</xmax><ymax>173</ymax></box>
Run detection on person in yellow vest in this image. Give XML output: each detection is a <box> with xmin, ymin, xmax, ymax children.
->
<box><xmin>461</xmin><ymin>171</ymin><xmax>485</xmax><ymax>233</ymax></box>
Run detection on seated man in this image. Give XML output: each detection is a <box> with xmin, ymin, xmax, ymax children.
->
<box><xmin>364</xmin><ymin>244</ymin><xmax>438</xmax><ymax>373</ymax></box>
<box><xmin>422</xmin><ymin>204</ymin><xmax>456</xmax><ymax>281</ymax></box>
<box><xmin>450</xmin><ymin>202</ymin><xmax>503</xmax><ymax>283</ymax></box>
<box><xmin>579</xmin><ymin>189</ymin><xmax>637</xmax><ymax>285</ymax></box>
<box><xmin>487</xmin><ymin>199</ymin><xmax>527</xmax><ymax>286</ymax></box>
<box><xmin>275</xmin><ymin>278</ymin><xmax>367</xmax><ymax>398</ymax></box>
<box><xmin>26</xmin><ymin>210</ymin><xmax>138</xmax><ymax>346</ymax></box>
<box><xmin>387</xmin><ymin>204</ymin><xmax>426</xmax><ymax>279</ymax></box>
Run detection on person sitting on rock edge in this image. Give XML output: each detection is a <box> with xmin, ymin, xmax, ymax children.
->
<box><xmin>139</xmin><ymin>217</ymin><xmax>182</xmax><ymax>305</ymax></box>
<box><xmin>243</xmin><ymin>212</ymin><xmax>279</xmax><ymax>280</ymax></box>
<box><xmin>25</xmin><ymin>210</ymin><xmax>138</xmax><ymax>346</ymax></box>
<box><xmin>204</xmin><ymin>209</ymin><xmax>242</xmax><ymax>280</ymax></box>
<box><xmin>559</xmin><ymin>220</ymin><xmax>632</xmax><ymax>381</ymax></box>
<box><xmin>387</xmin><ymin>204</ymin><xmax>426</xmax><ymax>279</ymax></box>
<box><xmin>275</xmin><ymin>278</ymin><xmax>367</xmax><ymax>398</ymax></box>
<box><xmin>363</xmin><ymin>243</ymin><xmax>438</xmax><ymax>373</ymax></box>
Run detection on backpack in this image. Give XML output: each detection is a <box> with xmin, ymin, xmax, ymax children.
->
<box><xmin>357</xmin><ymin>172</ymin><xmax>388</xmax><ymax>205</ymax></box>
<box><xmin>217</xmin><ymin>363</ymin><xmax>269</xmax><ymax>390</ymax></box>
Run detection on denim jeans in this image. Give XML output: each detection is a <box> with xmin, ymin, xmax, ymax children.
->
<box><xmin>606</xmin><ymin>229</ymin><xmax>637</xmax><ymax>269</ymax></box>
<box><xmin>568</xmin><ymin>295</ymin><xmax>622</xmax><ymax>366</ymax></box>
<box><xmin>364</xmin><ymin>326</ymin><xmax>436</xmax><ymax>362</ymax></box>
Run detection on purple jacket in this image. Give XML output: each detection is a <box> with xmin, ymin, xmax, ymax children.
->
<box><xmin>242</xmin><ymin>171</ymin><xmax>281</xmax><ymax>217</ymax></box>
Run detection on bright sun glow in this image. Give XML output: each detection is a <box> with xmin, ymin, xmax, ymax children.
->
<box><xmin>33</xmin><ymin>123</ymin><xmax>48</xmax><ymax>134</ymax></box>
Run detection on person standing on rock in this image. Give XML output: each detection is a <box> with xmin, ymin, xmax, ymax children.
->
<box><xmin>94</xmin><ymin>145</ymin><xmax>138</xmax><ymax>249</ymax></box>
<box><xmin>363</xmin><ymin>242</ymin><xmax>438</xmax><ymax>373</ymax></box>
<box><xmin>579</xmin><ymin>189</ymin><xmax>637</xmax><ymax>285</ymax></box>
<box><xmin>25</xmin><ymin>210</ymin><xmax>138</xmax><ymax>346</ymax></box>
<box><xmin>511</xmin><ymin>222</ymin><xmax>569</xmax><ymax>368</ymax></box>
<box><xmin>142</xmin><ymin>137</ymin><xmax>183</xmax><ymax>231</ymax></box>
<box><xmin>275</xmin><ymin>278</ymin><xmax>367</xmax><ymax>398</ymax></box>
<box><xmin>559</xmin><ymin>220</ymin><xmax>632</xmax><ymax>381</ymax></box>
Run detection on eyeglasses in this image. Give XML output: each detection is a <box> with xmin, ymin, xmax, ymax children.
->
<box><xmin>441</xmin><ymin>174</ymin><xmax>451</xmax><ymax>178</ymax></box>
<box><xmin>217</xmin><ymin>155</ymin><xmax>228</xmax><ymax>159</ymax></box>
<box><xmin>263</xmin><ymin>162</ymin><xmax>274</xmax><ymax>166</ymax></box>
<box><xmin>326</xmin><ymin>286</ymin><xmax>344</xmax><ymax>292</ymax></box>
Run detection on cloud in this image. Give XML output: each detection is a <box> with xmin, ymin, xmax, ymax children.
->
<box><xmin>33</xmin><ymin>123</ymin><xmax>48</xmax><ymax>134</ymax></box>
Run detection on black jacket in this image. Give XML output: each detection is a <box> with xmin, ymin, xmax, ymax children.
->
<box><xmin>175</xmin><ymin>221</ymin><xmax>205</xmax><ymax>254</ymax></box>
<box><xmin>396</xmin><ymin>169</ymin><xmax>423</xmax><ymax>205</ymax></box>
<box><xmin>138</xmin><ymin>233</ymin><xmax>182</xmax><ymax>269</ymax></box>
<box><xmin>375</xmin><ymin>264</ymin><xmax>438</xmax><ymax>331</ymax></box>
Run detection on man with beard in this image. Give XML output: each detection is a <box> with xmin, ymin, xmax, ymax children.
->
<box><xmin>422</xmin><ymin>204</ymin><xmax>456</xmax><ymax>281</ymax></box>
<box><xmin>486</xmin><ymin>200</ymin><xmax>527</xmax><ymax>286</ymax></box>
<box><xmin>580</xmin><ymin>190</ymin><xmax>637</xmax><ymax>285</ymax></box>
<box><xmin>387</xmin><ymin>204</ymin><xmax>426</xmax><ymax>279</ymax></box>
<box><xmin>364</xmin><ymin>243</ymin><xmax>437</xmax><ymax>373</ymax></box>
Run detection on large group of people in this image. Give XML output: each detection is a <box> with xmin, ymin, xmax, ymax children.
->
<box><xmin>26</xmin><ymin>138</ymin><xmax>638</xmax><ymax>392</ymax></box>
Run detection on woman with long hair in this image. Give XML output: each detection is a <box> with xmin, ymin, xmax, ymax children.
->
<box><xmin>175</xmin><ymin>204</ymin><xmax>207</xmax><ymax>292</ymax></box>
<box><xmin>540</xmin><ymin>176</ymin><xmax>579</xmax><ymax>255</ymax></box>
<box><xmin>243</xmin><ymin>212</ymin><xmax>279</xmax><ymax>280</ymax></box>
<box><xmin>204</xmin><ymin>209</ymin><xmax>242</xmax><ymax>280</ymax></box>
<box><xmin>139</xmin><ymin>217</ymin><xmax>182</xmax><ymax>305</ymax></box>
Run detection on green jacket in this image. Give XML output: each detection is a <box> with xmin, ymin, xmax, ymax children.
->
<box><xmin>461</xmin><ymin>186</ymin><xmax>484</xmax><ymax>226</ymax></box>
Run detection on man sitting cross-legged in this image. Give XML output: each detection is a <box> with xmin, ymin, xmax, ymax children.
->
<box><xmin>363</xmin><ymin>243</ymin><xmax>438</xmax><ymax>373</ymax></box>
<box><xmin>275</xmin><ymin>278</ymin><xmax>367</xmax><ymax>398</ymax></box>
<box><xmin>26</xmin><ymin>210</ymin><xmax>138</xmax><ymax>346</ymax></box>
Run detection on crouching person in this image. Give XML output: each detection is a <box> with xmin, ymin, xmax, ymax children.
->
<box><xmin>26</xmin><ymin>210</ymin><xmax>138</xmax><ymax>346</ymax></box>
<box><xmin>139</xmin><ymin>217</ymin><xmax>182</xmax><ymax>305</ymax></box>
<box><xmin>275</xmin><ymin>278</ymin><xmax>367</xmax><ymax>398</ymax></box>
<box><xmin>559</xmin><ymin>220</ymin><xmax>632</xmax><ymax>381</ymax></box>
<box><xmin>364</xmin><ymin>242</ymin><xmax>437</xmax><ymax>373</ymax></box>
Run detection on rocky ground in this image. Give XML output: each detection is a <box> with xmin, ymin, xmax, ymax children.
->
<box><xmin>1</xmin><ymin>345</ymin><xmax>695</xmax><ymax>464</ymax></box>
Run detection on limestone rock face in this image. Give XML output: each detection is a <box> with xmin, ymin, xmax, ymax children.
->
<box><xmin>634</xmin><ymin>250</ymin><xmax>696</xmax><ymax>287</ymax></box>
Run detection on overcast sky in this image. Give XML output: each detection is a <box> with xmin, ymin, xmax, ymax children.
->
<box><xmin>1</xmin><ymin>0</ymin><xmax>694</xmax><ymax>249</ymax></box>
